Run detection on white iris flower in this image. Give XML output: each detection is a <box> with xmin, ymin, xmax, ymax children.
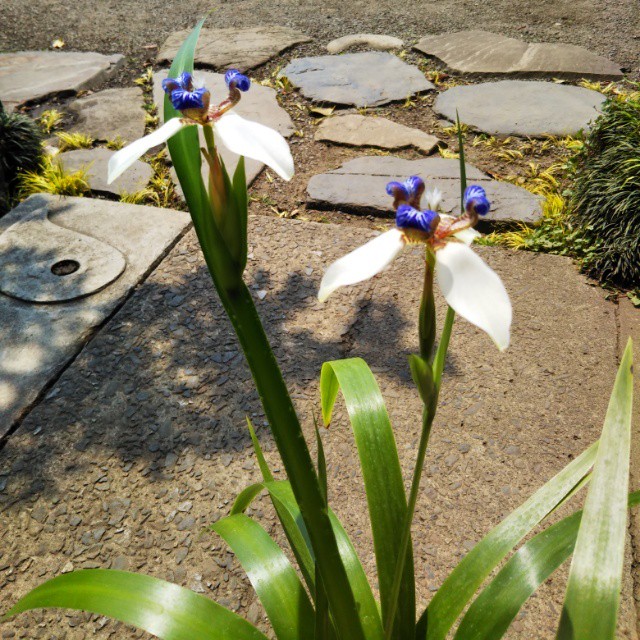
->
<box><xmin>107</xmin><ymin>69</ymin><xmax>293</xmax><ymax>184</ymax></box>
<box><xmin>318</xmin><ymin>179</ymin><xmax>512</xmax><ymax>351</ymax></box>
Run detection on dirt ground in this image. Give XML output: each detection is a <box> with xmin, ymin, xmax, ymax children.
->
<box><xmin>2</xmin><ymin>0</ymin><xmax>639</xmax><ymax>81</ymax></box>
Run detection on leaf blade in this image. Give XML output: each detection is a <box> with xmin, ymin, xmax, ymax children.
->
<box><xmin>3</xmin><ymin>570</ymin><xmax>267</xmax><ymax>640</ymax></box>
<box><xmin>213</xmin><ymin>514</ymin><xmax>315</xmax><ymax>640</ymax></box>
<box><xmin>557</xmin><ymin>339</ymin><xmax>634</xmax><ymax>640</ymax></box>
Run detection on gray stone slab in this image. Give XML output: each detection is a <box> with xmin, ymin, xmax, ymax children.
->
<box><xmin>57</xmin><ymin>148</ymin><xmax>154</xmax><ymax>197</ymax></box>
<box><xmin>0</xmin><ymin>51</ymin><xmax>124</xmax><ymax>112</ymax></box>
<box><xmin>0</xmin><ymin>194</ymin><xmax>190</xmax><ymax>433</ymax></box>
<box><xmin>280</xmin><ymin>52</ymin><xmax>434</xmax><ymax>107</ymax></box>
<box><xmin>0</xmin><ymin>215</ymin><xmax>637</xmax><ymax>640</ymax></box>
<box><xmin>307</xmin><ymin>155</ymin><xmax>542</xmax><ymax>226</ymax></box>
<box><xmin>326</xmin><ymin>34</ymin><xmax>404</xmax><ymax>54</ymax></box>
<box><xmin>435</xmin><ymin>80</ymin><xmax>606</xmax><ymax>137</ymax></box>
<box><xmin>315</xmin><ymin>114</ymin><xmax>441</xmax><ymax>154</ymax></box>
<box><xmin>67</xmin><ymin>87</ymin><xmax>146</xmax><ymax>143</ymax></box>
<box><xmin>153</xmin><ymin>69</ymin><xmax>295</xmax><ymax>188</ymax></box>
<box><xmin>157</xmin><ymin>26</ymin><xmax>311</xmax><ymax>72</ymax></box>
<box><xmin>414</xmin><ymin>30</ymin><xmax>623</xmax><ymax>80</ymax></box>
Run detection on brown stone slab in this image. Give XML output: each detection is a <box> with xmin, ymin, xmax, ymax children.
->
<box><xmin>157</xmin><ymin>26</ymin><xmax>311</xmax><ymax>72</ymax></box>
<box><xmin>415</xmin><ymin>31</ymin><xmax>623</xmax><ymax>80</ymax></box>
<box><xmin>306</xmin><ymin>156</ymin><xmax>543</xmax><ymax>226</ymax></box>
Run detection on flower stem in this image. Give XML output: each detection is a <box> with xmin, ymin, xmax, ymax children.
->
<box><xmin>419</xmin><ymin>251</ymin><xmax>437</xmax><ymax>362</ymax></box>
<box><xmin>384</xmin><ymin>299</ymin><xmax>456</xmax><ymax>640</ymax></box>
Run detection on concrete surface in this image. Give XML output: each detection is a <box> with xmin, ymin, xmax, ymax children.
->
<box><xmin>0</xmin><ymin>194</ymin><xmax>190</xmax><ymax>434</ymax></box>
<box><xmin>0</xmin><ymin>213</ymin><xmax>638</xmax><ymax>639</ymax></box>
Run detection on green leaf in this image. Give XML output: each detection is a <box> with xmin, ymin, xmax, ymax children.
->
<box><xmin>557</xmin><ymin>339</ymin><xmax>634</xmax><ymax>640</ymax></box>
<box><xmin>456</xmin><ymin>111</ymin><xmax>467</xmax><ymax>211</ymax></box>
<box><xmin>408</xmin><ymin>354</ymin><xmax>436</xmax><ymax>411</ymax></box>
<box><xmin>3</xmin><ymin>570</ymin><xmax>266</xmax><ymax>640</ymax></box>
<box><xmin>454</xmin><ymin>490</ymin><xmax>640</xmax><ymax>640</ymax></box>
<box><xmin>320</xmin><ymin>358</ymin><xmax>415</xmax><ymax>640</ymax></box>
<box><xmin>213</xmin><ymin>514</ymin><xmax>315</xmax><ymax>640</ymax></box>
<box><xmin>419</xmin><ymin>440</ymin><xmax>599</xmax><ymax>640</ymax></box>
<box><xmin>232</xmin><ymin>479</ymin><xmax>384</xmax><ymax>640</ymax></box>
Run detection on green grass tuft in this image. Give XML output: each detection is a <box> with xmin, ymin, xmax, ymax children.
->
<box><xmin>17</xmin><ymin>154</ymin><xmax>90</xmax><ymax>198</ymax></box>
<box><xmin>567</xmin><ymin>94</ymin><xmax>640</xmax><ymax>286</ymax></box>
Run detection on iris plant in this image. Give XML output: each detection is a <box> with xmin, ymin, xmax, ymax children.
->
<box><xmin>107</xmin><ymin>69</ymin><xmax>294</xmax><ymax>184</ymax></box>
<box><xmin>318</xmin><ymin>177</ymin><xmax>512</xmax><ymax>351</ymax></box>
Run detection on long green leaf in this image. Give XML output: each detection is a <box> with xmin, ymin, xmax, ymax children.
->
<box><xmin>455</xmin><ymin>490</ymin><xmax>640</xmax><ymax>640</ymax></box>
<box><xmin>213</xmin><ymin>514</ymin><xmax>315</xmax><ymax>640</ymax></box>
<box><xmin>321</xmin><ymin>358</ymin><xmax>415</xmax><ymax>640</ymax></box>
<box><xmin>557</xmin><ymin>339</ymin><xmax>634</xmax><ymax>640</ymax></box>
<box><xmin>233</xmin><ymin>479</ymin><xmax>385</xmax><ymax>640</ymax></box>
<box><xmin>419</xmin><ymin>440</ymin><xmax>599</xmax><ymax>640</ymax></box>
<box><xmin>3</xmin><ymin>570</ymin><xmax>266</xmax><ymax>640</ymax></box>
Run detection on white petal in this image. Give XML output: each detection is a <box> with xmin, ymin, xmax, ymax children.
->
<box><xmin>436</xmin><ymin>242</ymin><xmax>512</xmax><ymax>350</ymax></box>
<box><xmin>453</xmin><ymin>227</ymin><xmax>481</xmax><ymax>245</ymax></box>
<box><xmin>213</xmin><ymin>112</ymin><xmax>294</xmax><ymax>181</ymax></box>
<box><xmin>318</xmin><ymin>229</ymin><xmax>405</xmax><ymax>302</ymax></box>
<box><xmin>108</xmin><ymin>118</ymin><xmax>187</xmax><ymax>184</ymax></box>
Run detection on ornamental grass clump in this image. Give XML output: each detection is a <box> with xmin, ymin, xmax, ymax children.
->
<box><xmin>567</xmin><ymin>94</ymin><xmax>640</xmax><ymax>286</ymax></box>
<box><xmin>0</xmin><ymin>101</ymin><xmax>43</xmax><ymax>213</ymax></box>
<box><xmin>2</xmin><ymin>20</ymin><xmax>638</xmax><ymax>640</ymax></box>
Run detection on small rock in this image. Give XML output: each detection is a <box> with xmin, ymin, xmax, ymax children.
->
<box><xmin>326</xmin><ymin>34</ymin><xmax>404</xmax><ymax>54</ymax></box>
<box><xmin>111</xmin><ymin>555</ymin><xmax>129</xmax><ymax>571</ymax></box>
<box><xmin>316</xmin><ymin>114</ymin><xmax>441</xmax><ymax>154</ymax></box>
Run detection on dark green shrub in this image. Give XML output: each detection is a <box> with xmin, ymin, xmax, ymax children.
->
<box><xmin>0</xmin><ymin>100</ymin><xmax>44</xmax><ymax>213</ymax></box>
<box><xmin>568</xmin><ymin>94</ymin><xmax>640</xmax><ymax>286</ymax></box>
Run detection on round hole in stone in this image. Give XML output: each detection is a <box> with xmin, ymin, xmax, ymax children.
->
<box><xmin>51</xmin><ymin>259</ymin><xmax>80</xmax><ymax>276</ymax></box>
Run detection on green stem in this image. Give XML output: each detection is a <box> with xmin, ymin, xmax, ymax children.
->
<box><xmin>383</xmin><ymin>304</ymin><xmax>456</xmax><ymax>640</ymax></box>
<box><xmin>194</xmin><ymin>235</ymin><xmax>365</xmax><ymax>640</ymax></box>
<box><xmin>419</xmin><ymin>252</ymin><xmax>437</xmax><ymax>362</ymax></box>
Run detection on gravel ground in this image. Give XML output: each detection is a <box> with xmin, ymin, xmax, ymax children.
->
<box><xmin>1</xmin><ymin>0</ymin><xmax>639</xmax><ymax>82</ymax></box>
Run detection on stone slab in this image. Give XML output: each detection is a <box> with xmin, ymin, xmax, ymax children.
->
<box><xmin>0</xmin><ymin>194</ymin><xmax>190</xmax><ymax>433</ymax></box>
<box><xmin>414</xmin><ymin>30</ymin><xmax>623</xmax><ymax>80</ymax></box>
<box><xmin>307</xmin><ymin>156</ymin><xmax>542</xmax><ymax>226</ymax></box>
<box><xmin>315</xmin><ymin>114</ymin><xmax>441</xmax><ymax>154</ymax></box>
<box><xmin>0</xmin><ymin>215</ymin><xmax>637</xmax><ymax>639</ymax></box>
<box><xmin>157</xmin><ymin>26</ymin><xmax>311</xmax><ymax>72</ymax></box>
<box><xmin>153</xmin><ymin>69</ymin><xmax>295</xmax><ymax>188</ymax></box>
<box><xmin>0</xmin><ymin>51</ymin><xmax>124</xmax><ymax>112</ymax></box>
<box><xmin>57</xmin><ymin>147</ymin><xmax>153</xmax><ymax>197</ymax></box>
<box><xmin>435</xmin><ymin>80</ymin><xmax>606</xmax><ymax>137</ymax></box>
<box><xmin>326</xmin><ymin>34</ymin><xmax>404</xmax><ymax>54</ymax></box>
<box><xmin>67</xmin><ymin>87</ymin><xmax>146</xmax><ymax>143</ymax></box>
<box><xmin>280</xmin><ymin>52</ymin><xmax>434</xmax><ymax>107</ymax></box>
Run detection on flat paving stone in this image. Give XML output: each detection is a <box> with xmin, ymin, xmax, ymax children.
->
<box><xmin>326</xmin><ymin>34</ymin><xmax>404</xmax><ymax>54</ymax></box>
<box><xmin>0</xmin><ymin>194</ymin><xmax>190</xmax><ymax>433</ymax></box>
<box><xmin>315</xmin><ymin>114</ymin><xmax>441</xmax><ymax>154</ymax></box>
<box><xmin>57</xmin><ymin>147</ymin><xmax>153</xmax><ymax>197</ymax></box>
<box><xmin>435</xmin><ymin>80</ymin><xmax>606</xmax><ymax>137</ymax></box>
<box><xmin>157</xmin><ymin>26</ymin><xmax>311</xmax><ymax>72</ymax></box>
<box><xmin>66</xmin><ymin>87</ymin><xmax>146</xmax><ymax>143</ymax></box>
<box><xmin>153</xmin><ymin>70</ymin><xmax>295</xmax><ymax>188</ymax></box>
<box><xmin>0</xmin><ymin>215</ymin><xmax>637</xmax><ymax>640</ymax></box>
<box><xmin>280</xmin><ymin>52</ymin><xmax>434</xmax><ymax>107</ymax></box>
<box><xmin>307</xmin><ymin>156</ymin><xmax>542</xmax><ymax>225</ymax></box>
<box><xmin>414</xmin><ymin>30</ymin><xmax>623</xmax><ymax>80</ymax></box>
<box><xmin>0</xmin><ymin>51</ymin><xmax>124</xmax><ymax>113</ymax></box>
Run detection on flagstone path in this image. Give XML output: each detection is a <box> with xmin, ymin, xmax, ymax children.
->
<box><xmin>306</xmin><ymin>156</ymin><xmax>543</xmax><ymax>226</ymax></box>
<box><xmin>0</xmin><ymin>213</ymin><xmax>638</xmax><ymax>639</ymax></box>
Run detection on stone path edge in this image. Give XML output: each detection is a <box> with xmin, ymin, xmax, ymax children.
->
<box><xmin>0</xmin><ymin>212</ymin><xmax>194</xmax><ymax>448</ymax></box>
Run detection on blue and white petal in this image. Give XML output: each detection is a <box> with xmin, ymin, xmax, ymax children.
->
<box><xmin>318</xmin><ymin>229</ymin><xmax>405</xmax><ymax>302</ymax></box>
<box><xmin>108</xmin><ymin>118</ymin><xmax>187</xmax><ymax>184</ymax></box>
<box><xmin>435</xmin><ymin>242</ymin><xmax>511</xmax><ymax>351</ymax></box>
<box><xmin>213</xmin><ymin>112</ymin><xmax>294</xmax><ymax>181</ymax></box>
